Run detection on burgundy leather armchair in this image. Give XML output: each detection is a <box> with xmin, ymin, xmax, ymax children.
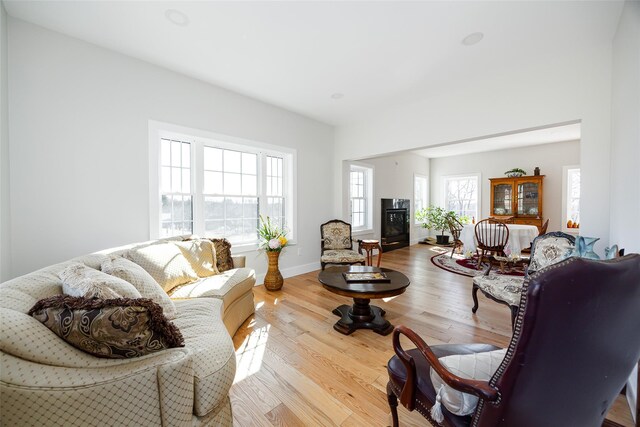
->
<box><xmin>387</xmin><ymin>254</ymin><xmax>640</xmax><ymax>427</ymax></box>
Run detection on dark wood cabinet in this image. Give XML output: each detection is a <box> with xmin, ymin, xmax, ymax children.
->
<box><xmin>490</xmin><ymin>175</ymin><xmax>545</xmax><ymax>230</ymax></box>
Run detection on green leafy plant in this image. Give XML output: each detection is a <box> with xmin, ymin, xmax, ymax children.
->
<box><xmin>504</xmin><ymin>168</ymin><xmax>527</xmax><ymax>177</ymax></box>
<box><xmin>415</xmin><ymin>205</ymin><xmax>457</xmax><ymax>236</ymax></box>
<box><xmin>257</xmin><ymin>216</ymin><xmax>289</xmax><ymax>252</ymax></box>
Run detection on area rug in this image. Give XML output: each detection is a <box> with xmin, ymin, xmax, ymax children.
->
<box><xmin>431</xmin><ymin>253</ymin><xmax>526</xmax><ymax>278</ymax></box>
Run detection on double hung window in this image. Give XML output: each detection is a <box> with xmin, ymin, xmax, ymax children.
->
<box><xmin>152</xmin><ymin>125</ymin><xmax>295</xmax><ymax>247</ymax></box>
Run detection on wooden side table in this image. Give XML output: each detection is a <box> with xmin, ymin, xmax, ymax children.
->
<box><xmin>358</xmin><ymin>239</ymin><xmax>383</xmax><ymax>267</ymax></box>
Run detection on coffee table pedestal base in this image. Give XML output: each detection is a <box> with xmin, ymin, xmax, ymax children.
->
<box><xmin>331</xmin><ymin>298</ymin><xmax>393</xmax><ymax>336</ymax></box>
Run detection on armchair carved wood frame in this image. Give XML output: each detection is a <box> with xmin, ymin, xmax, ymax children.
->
<box><xmin>320</xmin><ymin>219</ymin><xmax>366</xmax><ymax>270</ymax></box>
<box><xmin>387</xmin><ymin>254</ymin><xmax>640</xmax><ymax>427</ymax></box>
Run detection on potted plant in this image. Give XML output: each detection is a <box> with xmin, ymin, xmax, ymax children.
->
<box><xmin>504</xmin><ymin>168</ymin><xmax>527</xmax><ymax>178</ymax></box>
<box><xmin>258</xmin><ymin>216</ymin><xmax>289</xmax><ymax>291</ymax></box>
<box><xmin>416</xmin><ymin>206</ymin><xmax>457</xmax><ymax>245</ymax></box>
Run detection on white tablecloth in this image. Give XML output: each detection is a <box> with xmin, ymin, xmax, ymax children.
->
<box><xmin>460</xmin><ymin>224</ymin><xmax>539</xmax><ymax>256</ymax></box>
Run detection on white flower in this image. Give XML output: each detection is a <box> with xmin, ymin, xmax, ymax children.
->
<box><xmin>268</xmin><ymin>238</ymin><xmax>281</xmax><ymax>249</ymax></box>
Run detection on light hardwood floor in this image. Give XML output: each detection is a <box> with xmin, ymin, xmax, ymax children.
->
<box><xmin>229</xmin><ymin>244</ymin><xmax>635</xmax><ymax>426</ymax></box>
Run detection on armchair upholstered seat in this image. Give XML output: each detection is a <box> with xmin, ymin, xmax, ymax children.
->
<box><xmin>472</xmin><ymin>232</ymin><xmax>575</xmax><ymax>326</ymax></box>
<box><xmin>388</xmin><ymin>253</ymin><xmax>640</xmax><ymax>427</ymax></box>
<box><xmin>320</xmin><ymin>219</ymin><xmax>366</xmax><ymax>270</ymax></box>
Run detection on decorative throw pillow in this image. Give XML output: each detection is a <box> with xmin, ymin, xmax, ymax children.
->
<box><xmin>126</xmin><ymin>243</ymin><xmax>198</xmax><ymax>293</ymax></box>
<box><xmin>429</xmin><ymin>348</ymin><xmax>506</xmax><ymax>419</ymax></box>
<box><xmin>60</xmin><ymin>263</ymin><xmax>141</xmax><ymax>299</ymax></box>
<box><xmin>208</xmin><ymin>238</ymin><xmax>234</xmax><ymax>272</ymax></box>
<box><xmin>101</xmin><ymin>256</ymin><xmax>177</xmax><ymax>320</ymax></box>
<box><xmin>173</xmin><ymin>240</ymin><xmax>219</xmax><ymax>277</ymax></box>
<box><xmin>29</xmin><ymin>295</ymin><xmax>184</xmax><ymax>359</ymax></box>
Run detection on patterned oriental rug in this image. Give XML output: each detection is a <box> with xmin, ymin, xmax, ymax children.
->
<box><xmin>431</xmin><ymin>252</ymin><xmax>526</xmax><ymax>278</ymax></box>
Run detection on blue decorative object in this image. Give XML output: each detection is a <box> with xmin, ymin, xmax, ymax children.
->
<box><xmin>604</xmin><ymin>244</ymin><xmax>619</xmax><ymax>260</ymax></box>
<box><xmin>572</xmin><ymin>236</ymin><xmax>601</xmax><ymax>260</ymax></box>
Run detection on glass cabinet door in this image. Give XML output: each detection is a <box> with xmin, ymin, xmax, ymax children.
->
<box><xmin>517</xmin><ymin>181</ymin><xmax>540</xmax><ymax>216</ymax></box>
<box><xmin>492</xmin><ymin>183</ymin><xmax>513</xmax><ymax>215</ymax></box>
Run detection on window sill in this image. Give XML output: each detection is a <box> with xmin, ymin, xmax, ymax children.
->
<box><xmin>231</xmin><ymin>240</ymin><xmax>298</xmax><ymax>254</ymax></box>
<box><xmin>352</xmin><ymin>229</ymin><xmax>374</xmax><ymax>237</ymax></box>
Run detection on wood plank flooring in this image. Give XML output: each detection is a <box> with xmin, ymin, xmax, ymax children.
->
<box><xmin>230</xmin><ymin>244</ymin><xmax>635</xmax><ymax>426</ymax></box>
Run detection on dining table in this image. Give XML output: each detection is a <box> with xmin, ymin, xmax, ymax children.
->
<box><xmin>460</xmin><ymin>223</ymin><xmax>539</xmax><ymax>256</ymax></box>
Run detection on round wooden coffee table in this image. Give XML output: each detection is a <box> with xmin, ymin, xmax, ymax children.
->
<box><xmin>318</xmin><ymin>266</ymin><xmax>410</xmax><ymax>336</ymax></box>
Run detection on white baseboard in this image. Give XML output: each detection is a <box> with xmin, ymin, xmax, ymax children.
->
<box><xmin>255</xmin><ymin>261</ymin><xmax>321</xmax><ymax>285</ymax></box>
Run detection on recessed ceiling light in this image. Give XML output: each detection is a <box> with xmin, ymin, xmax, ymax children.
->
<box><xmin>165</xmin><ymin>9</ymin><xmax>190</xmax><ymax>27</ymax></box>
<box><xmin>462</xmin><ymin>32</ymin><xmax>484</xmax><ymax>46</ymax></box>
<box><xmin>331</xmin><ymin>93</ymin><xmax>344</xmax><ymax>100</ymax></box>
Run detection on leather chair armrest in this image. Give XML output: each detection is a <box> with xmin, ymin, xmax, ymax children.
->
<box><xmin>392</xmin><ymin>325</ymin><xmax>499</xmax><ymax>410</ymax></box>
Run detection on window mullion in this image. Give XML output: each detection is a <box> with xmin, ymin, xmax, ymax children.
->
<box><xmin>193</xmin><ymin>140</ymin><xmax>204</xmax><ymax>236</ymax></box>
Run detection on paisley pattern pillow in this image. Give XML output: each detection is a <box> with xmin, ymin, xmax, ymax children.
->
<box><xmin>29</xmin><ymin>296</ymin><xmax>184</xmax><ymax>359</ymax></box>
<box><xmin>208</xmin><ymin>238</ymin><xmax>234</xmax><ymax>272</ymax></box>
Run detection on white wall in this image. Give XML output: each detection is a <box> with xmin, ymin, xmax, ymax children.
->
<box><xmin>0</xmin><ymin>3</ymin><xmax>9</xmax><ymax>282</ymax></box>
<box><xmin>610</xmin><ymin>0</ymin><xmax>640</xmax><ymax>422</ymax></box>
<box><xmin>429</xmin><ymin>141</ymin><xmax>580</xmax><ymax>233</ymax></box>
<box><xmin>335</xmin><ymin>45</ymin><xmax>613</xmax><ymax>250</ymax></box>
<box><xmin>7</xmin><ymin>18</ymin><xmax>334</xmax><ymax>279</ymax></box>
<box><xmin>347</xmin><ymin>152</ymin><xmax>430</xmax><ymax>244</ymax></box>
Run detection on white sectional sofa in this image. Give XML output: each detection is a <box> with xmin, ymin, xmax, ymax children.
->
<box><xmin>0</xmin><ymin>236</ymin><xmax>255</xmax><ymax>426</ymax></box>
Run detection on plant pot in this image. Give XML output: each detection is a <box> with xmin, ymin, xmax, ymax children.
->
<box><xmin>264</xmin><ymin>251</ymin><xmax>284</xmax><ymax>291</ymax></box>
<box><xmin>436</xmin><ymin>235</ymin><xmax>450</xmax><ymax>245</ymax></box>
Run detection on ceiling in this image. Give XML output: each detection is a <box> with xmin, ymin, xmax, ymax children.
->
<box><xmin>4</xmin><ymin>1</ymin><xmax>624</xmax><ymax>126</ymax></box>
<box><xmin>412</xmin><ymin>122</ymin><xmax>581</xmax><ymax>158</ymax></box>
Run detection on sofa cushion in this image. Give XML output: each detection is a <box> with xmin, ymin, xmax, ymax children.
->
<box><xmin>173</xmin><ymin>240</ymin><xmax>219</xmax><ymax>277</ymax></box>
<box><xmin>168</xmin><ymin>268</ymin><xmax>255</xmax><ymax>313</ymax></box>
<box><xmin>171</xmin><ymin>298</ymin><xmax>235</xmax><ymax>416</ymax></box>
<box><xmin>126</xmin><ymin>243</ymin><xmax>198</xmax><ymax>293</ymax></box>
<box><xmin>101</xmin><ymin>257</ymin><xmax>177</xmax><ymax>320</ymax></box>
<box><xmin>209</xmin><ymin>238</ymin><xmax>234</xmax><ymax>272</ymax></box>
<box><xmin>60</xmin><ymin>263</ymin><xmax>141</xmax><ymax>299</ymax></box>
<box><xmin>320</xmin><ymin>249</ymin><xmax>366</xmax><ymax>264</ymax></box>
<box><xmin>430</xmin><ymin>348</ymin><xmax>506</xmax><ymax>416</ymax></box>
<box><xmin>29</xmin><ymin>295</ymin><xmax>184</xmax><ymax>359</ymax></box>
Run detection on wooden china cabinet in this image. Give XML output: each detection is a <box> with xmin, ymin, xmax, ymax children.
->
<box><xmin>489</xmin><ymin>175</ymin><xmax>545</xmax><ymax>230</ymax></box>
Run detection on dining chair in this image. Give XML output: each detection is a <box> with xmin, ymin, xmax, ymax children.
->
<box><xmin>446</xmin><ymin>217</ymin><xmax>464</xmax><ymax>258</ymax></box>
<box><xmin>474</xmin><ymin>219</ymin><xmax>509</xmax><ymax>269</ymax></box>
<box><xmin>387</xmin><ymin>253</ymin><xmax>640</xmax><ymax>427</ymax></box>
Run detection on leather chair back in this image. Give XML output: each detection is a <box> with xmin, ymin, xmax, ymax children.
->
<box><xmin>475</xmin><ymin>254</ymin><xmax>640</xmax><ymax>427</ymax></box>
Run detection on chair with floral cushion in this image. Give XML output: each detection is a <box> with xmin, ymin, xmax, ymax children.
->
<box><xmin>471</xmin><ymin>231</ymin><xmax>576</xmax><ymax>327</ymax></box>
<box><xmin>320</xmin><ymin>219</ymin><xmax>366</xmax><ymax>270</ymax></box>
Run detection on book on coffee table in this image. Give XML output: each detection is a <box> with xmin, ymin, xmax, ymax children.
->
<box><xmin>342</xmin><ymin>272</ymin><xmax>391</xmax><ymax>283</ymax></box>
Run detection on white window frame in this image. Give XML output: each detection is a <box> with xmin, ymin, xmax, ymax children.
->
<box><xmin>149</xmin><ymin>120</ymin><xmax>297</xmax><ymax>252</ymax></box>
<box><xmin>562</xmin><ymin>165</ymin><xmax>580</xmax><ymax>234</ymax></box>
<box><xmin>442</xmin><ymin>173</ymin><xmax>481</xmax><ymax>220</ymax></box>
<box><xmin>414</xmin><ymin>174</ymin><xmax>429</xmax><ymax>225</ymax></box>
<box><xmin>348</xmin><ymin>163</ymin><xmax>373</xmax><ymax>233</ymax></box>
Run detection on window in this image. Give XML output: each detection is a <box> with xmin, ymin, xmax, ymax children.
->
<box><xmin>202</xmin><ymin>147</ymin><xmax>259</xmax><ymax>244</ymax></box>
<box><xmin>414</xmin><ymin>174</ymin><xmax>428</xmax><ymax>224</ymax></box>
<box><xmin>443</xmin><ymin>174</ymin><xmax>480</xmax><ymax>220</ymax></box>
<box><xmin>151</xmin><ymin>122</ymin><xmax>295</xmax><ymax>247</ymax></box>
<box><xmin>349</xmin><ymin>164</ymin><xmax>373</xmax><ymax>231</ymax></box>
<box><xmin>563</xmin><ymin>166</ymin><xmax>580</xmax><ymax>230</ymax></box>
<box><xmin>160</xmin><ymin>138</ymin><xmax>193</xmax><ymax>237</ymax></box>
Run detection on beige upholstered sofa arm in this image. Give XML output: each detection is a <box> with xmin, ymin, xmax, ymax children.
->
<box><xmin>0</xmin><ymin>349</ymin><xmax>194</xmax><ymax>426</ymax></box>
<box><xmin>232</xmin><ymin>255</ymin><xmax>246</xmax><ymax>268</ymax></box>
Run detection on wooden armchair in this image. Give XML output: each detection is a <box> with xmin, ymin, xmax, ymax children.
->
<box><xmin>320</xmin><ymin>219</ymin><xmax>366</xmax><ymax>270</ymax></box>
<box><xmin>388</xmin><ymin>254</ymin><xmax>640</xmax><ymax>427</ymax></box>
